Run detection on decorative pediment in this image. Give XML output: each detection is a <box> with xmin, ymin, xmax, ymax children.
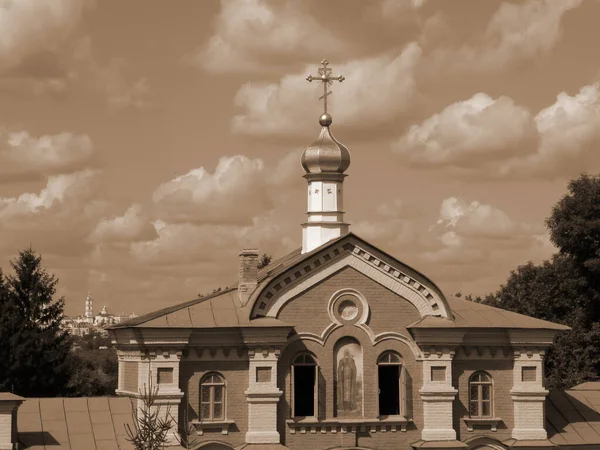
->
<box><xmin>249</xmin><ymin>234</ymin><xmax>452</xmax><ymax>321</ymax></box>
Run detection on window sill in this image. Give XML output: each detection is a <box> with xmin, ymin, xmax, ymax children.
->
<box><xmin>286</xmin><ymin>416</ymin><xmax>410</xmax><ymax>434</ymax></box>
<box><xmin>190</xmin><ymin>419</ymin><xmax>235</xmax><ymax>435</ymax></box>
<box><xmin>462</xmin><ymin>417</ymin><xmax>502</xmax><ymax>432</ymax></box>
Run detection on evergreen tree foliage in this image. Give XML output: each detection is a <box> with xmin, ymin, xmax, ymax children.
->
<box><xmin>0</xmin><ymin>248</ymin><xmax>72</xmax><ymax>396</ymax></box>
<box><xmin>257</xmin><ymin>253</ymin><xmax>272</xmax><ymax>270</ymax></box>
<box><xmin>126</xmin><ymin>374</ymin><xmax>174</xmax><ymax>450</ymax></box>
<box><xmin>480</xmin><ymin>174</ymin><xmax>600</xmax><ymax>390</ymax></box>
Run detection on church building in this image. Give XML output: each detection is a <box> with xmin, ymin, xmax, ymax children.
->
<box><xmin>108</xmin><ymin>61</ymin><xmax>575</xmax><ymax>450</ymax></box>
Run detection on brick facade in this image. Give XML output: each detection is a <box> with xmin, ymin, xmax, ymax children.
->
<box><xmin>111</xmin><ymin>238</ymin><xmax>564</xmax><ymax>450</ymax></box>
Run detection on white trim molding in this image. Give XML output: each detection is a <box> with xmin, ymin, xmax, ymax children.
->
<box><xmin>252</xmin><ymin>241</ymin><xmax>451</xmax><ymax>321</ymax></box>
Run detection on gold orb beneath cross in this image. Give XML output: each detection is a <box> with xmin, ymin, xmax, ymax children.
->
<box><xmin>319</xmin><ymin>113</ymin><xmax>332</xmax><ymax>127</ymax></box>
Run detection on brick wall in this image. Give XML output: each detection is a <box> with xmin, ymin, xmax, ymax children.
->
<box><xmin>276</xmin><ymin>266</ymin><xmax>424</xmax><ymax>450</ymax></box>
<box><xmin>452</xmin><ymin>358</ymin><xmax>514</xmax><ymax>441</ymax></box>
<box><xmin>122</xmin><ymin>361</ymin><xmax>139</xmax><ymax>392</ymax></box>
<box><xmin>179</xmin><ymin>359</ymin><xmax>249</xmax><ymax>448</ymax></box>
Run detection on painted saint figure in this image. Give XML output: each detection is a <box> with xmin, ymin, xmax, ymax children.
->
<box><xmin>337</xmin><ymin>350</ymin><xmax>357</xmax><ymax>411</ymax></box>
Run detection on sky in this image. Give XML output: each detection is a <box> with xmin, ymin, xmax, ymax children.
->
<box><xmin>1</xmin><ymin>0</ymin><xmax>599</xmax><ymax>317</ymax></box>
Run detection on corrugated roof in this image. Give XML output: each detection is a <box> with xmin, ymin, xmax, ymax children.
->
<box><xmin>409</xmin><ymin>297</ymin><xmax>570</xmax><ymax>331</ymax></box>
<box><xmin>18</xmin><ymin>397</ymin><xmax>135</xmax><ymax>449</ymax></box>
<box><xmin>547</xmin><ymin>384</ymin><xmax>600</xmax><ymax>445</ymax></box>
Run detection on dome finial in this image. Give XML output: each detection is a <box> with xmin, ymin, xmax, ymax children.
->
<box><xmin>306</xmin><ymin>59</ymin><xmax>345</xmax><ymax>124</ymax></box>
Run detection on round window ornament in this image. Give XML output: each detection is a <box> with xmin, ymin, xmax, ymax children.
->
<box><xmin>338</xmin><ymin>299</ymin><xmax>358</xmax><ymax>321</ymax></box>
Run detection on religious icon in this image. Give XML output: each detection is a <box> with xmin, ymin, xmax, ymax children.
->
<box><xmin>334</xmin><ymin>338</ymin><xmax>363</xmax><ymax>417</ymax></box>
<box><xmin>337</xmin><ymin>350</ymin><xmax>357</xmax><ymax>411</ymax></box>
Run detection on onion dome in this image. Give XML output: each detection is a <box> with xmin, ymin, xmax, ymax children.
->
<box><xmin>301</xmin><ymin>113</ymin><xmax>351</xmax><ymax>174</ymax></box>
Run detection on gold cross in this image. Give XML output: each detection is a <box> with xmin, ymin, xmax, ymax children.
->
<box><xmin>306</xmin><ymin>59</ymin><xmax>345</xmax><ymax>114</ymax></box>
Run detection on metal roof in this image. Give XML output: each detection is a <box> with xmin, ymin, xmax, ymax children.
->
<box><xmin>110</xmin><ymin>234</ymin><xmax>568</xmax><ymax>332</ymax></box>
<box><xmin>409</xmin><ymin>297</ymin><xmax>570</xmax><ymax>331</ymax></box>
<box><xmin>17</xmin><ymin>397</ymin><xmax>135</xmax><ymax>450</ymax></box>
<box><xmin>547</xmin><ymin>382</ymin><xmax>600</xmax><ymax>446</ymax></box>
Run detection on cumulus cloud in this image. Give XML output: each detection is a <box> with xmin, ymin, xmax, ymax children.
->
<box><xmin>191</xmin><ymin>0</ymin><xmax>344</xmax><ymax>74</ymax></box>
<box><xmin>232</xmin><ymin>44</ymin><xmax>422</xmax><ymax>135</ymax></box>
<box><xmin>394</xmin><ymin>83</ymin><xmax>600</xmax><ymax>180</ymax></box>
<box><xmin>152</xmin><ymin>155</ymin><xmax>273</xmax><ymax>224</ymax></box>
<box><xmin>435</xmin><ymin>197</ymin><xmax>534</xmax><ymax>239</ymax></box>
<box><xmin>88</xmin><ymin>204</ymin><xmax>158</xmax><ymax>244</ymax></box>
<box><xmin>0</xmin><ymin>0</ymin><xmax>92</xmax><ymax>73</ymax></box>
<box><xmin>0</xmin><ymin>129</ymin><xmax>93</xmax><ymax>179</ymax></box>
<box><xmin>427</xmin><ymin>0</ymin><xmax>582</xmax><ymax>74</ymax></box>
<box><xmin>394</xmin><ymin>93</ymin><xmax>538</xmax><ymax>169</ymax></box>
<box><xmin>129</xmin><ymin>214</ymin><xmax>286</xmax><ymax>266</ymax></box>
<box><xmin>420</xmin><ymin>196</ymin><xmax>549</xmax><ymax>265</ymax></box>
<box><xmin>227</xmin><ymin>0</ymin><xmax>580</xmax><ymax>137</ymax></box>
<box><xmin>73</xmin><ymin>37</ymin><xmax>152</xmax><ymax>111</ymax></box>
<box><xmin>0</xmin><ymin>169</ymin><xmax>97</xmax><ymax>219</ymax></box>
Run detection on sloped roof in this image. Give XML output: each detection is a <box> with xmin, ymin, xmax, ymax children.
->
<box><xmin>408</xmin><ymin>296</ymin><xmax>570</xmax><ymax>331</ymax></box>
<box><xmin>109</xmin><ymin>287</ymin><xmax>289</xmax><ymax>329</ymax></box>
<box><xmin>110</xmin><ymin>234</ymin><xmax>568</xmax><ymax>332</ymax></box>
<box><xmin>547</xmin><ymin>382</ymin><xmax>600</xmax><ymax>446</ymax></box>
<box><xmin>17</xmin><ymin>397</ymin><xmax>136</xmax><ymax>449</ymax></box>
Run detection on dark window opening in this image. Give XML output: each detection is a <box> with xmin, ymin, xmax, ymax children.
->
<box><xmin>294</xmin><ymin>365</ymin><xmax>315</xmax><ymax>417</ymax></box>
<box><xmin>378</xmin><ymin>365</ymin><xmax>400</xmax><ymax>416</ymax></box>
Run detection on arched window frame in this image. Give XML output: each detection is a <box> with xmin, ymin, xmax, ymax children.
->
<box><xmin>291</xmin><ymin>352</ymin><xmax>321</xmax><ymax>418</ymax></box>
<box><xmin>468</xmin><ymin>371</ymin><xmax>493</xmax><ymax>418</ymax></box>
<box><xmin>200</xmin><ymin>372</ymin><xmax>226</xmax><ymax>422</ymax></box>
<box><xmin>377</xmin><ymin>351</ymin><xmax>408</xmax><ymax>418</ymax></box>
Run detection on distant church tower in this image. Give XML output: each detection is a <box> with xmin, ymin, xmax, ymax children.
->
<box><xmin>301</xmin><ymin>59</ymin><xmax>350</xmax><ymax>254</ymax></box>
<box><xmin>84</xmin><ymin>292</ymin><xmax>93</xmax><ymax>320</ymax></box>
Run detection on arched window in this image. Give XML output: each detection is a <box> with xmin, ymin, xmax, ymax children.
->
<box><xmin>292</xmin><ymin>353</ymin><xmax>317</xmax><ymax>417</ymax></box>
<box><xmin>377</xmin><ymin>351</ymin><xmax>405</xmax><ymax>417</ymax></box>
<box><xmin>200</xmin><ymin>372</ymin><xmax>225</xmax><ymax>421</ymax></box>
<box><xmin>469</xmin><ymin>372</ymin><xmax>493</xmax><ymax>418</ymax></box>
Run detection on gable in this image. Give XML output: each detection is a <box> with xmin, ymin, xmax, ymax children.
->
<box><xmin>249</xmin><ymin>234</ymin><xmax>452</xmax><ymax>321</ymax></box>
<box><xmin>278</xmin><ymin>265</ymin><xmax>422</xmax><ymax>335</ymax></box>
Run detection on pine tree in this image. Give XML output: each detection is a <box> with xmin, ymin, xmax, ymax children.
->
<box><xmin>0</xmin><ymin>248</ymin><xmax>72</xmax><ymax>396</ymax></box>
<box><xmin>126</xmin><ymin>371</ymin><xmax>175</xmax><ymax>450</ymax></box>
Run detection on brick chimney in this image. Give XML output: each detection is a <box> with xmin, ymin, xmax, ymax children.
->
<box><xmin>238</xmin><ymin>249</ymin><xmax>259</xmax><ymax>306</ymax></box>
<box><xmin>0</xmin><ymin>393</ymin><xmax>25</xmax><ymax>450</ymax></box>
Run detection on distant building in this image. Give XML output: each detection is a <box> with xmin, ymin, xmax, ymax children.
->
<box><xmin>61</xmin><ymin>293</ymin><xmax>136</xmax><ymax>336</ymax></box>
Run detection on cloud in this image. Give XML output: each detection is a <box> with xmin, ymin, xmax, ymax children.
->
<box><xmin>73</xmin><ymin>37</ymin><xmax>152</xmax><ymax>111</ymax></box>
<box><xmin>230</xmin><ymin>0</ymin><xmax>580</xmax><ymax>138</ymax></box>
<box><xmin>152</xmin><ymin>151</ymin><xmax>302</xmax><ymax>225</ymax></box>
<box><xmin>129</xmin><ymin>214</ymin><xmax>286</xmax><ymax>266</ymax></box>
<box><xmin>427</xmin><ymin>0</ymin><xmax>582</xmax><ymax>74</ymax></box>
<box><xmin>88</xmin><ymin>204</ymin><xmax>158</xmax><ymax>244</ymax></box>
<box><xmin>0</xmin><ymin>0</ymin><xmax>92</xmax><ymax>73</ymax></box>
<box><xmin>393</xmin><ymin>83</ymin><xmax>600</xmax><ymax>180</ymax></box>
<box><xmin>435</xmin><ymin>197</ymin><xmax>533</xmax><ymax>239</ymax></box>
<box><xmin>394</xmin><ymin>92</ymin><xmax>538</xmax><ymax>169</ymax></box>
<box><xmin>191</xmin><ymin>0</ymin><xmax>344</xmax><ymax>74</ymax></box>
<box><xmin>420</xmin><ymin>196</ymin><xmax>548</xmax><ymax>264</ymax></box>
<box><xmin>152</xmin><ymin>155</ymin><xmax>272</xmax><ymax>224</ymax></box>
<box><xmin>0</xmin><ymin>169</ymin><xmax>98</xmax><ymax>219</ymax></box>
<box><xmin>232</xmin><ymin>44</ymin><xmax>422</xmax><ymax>136</ymax></box>
<box><xmin>0</xmin><ymin>128</ymin><xmax>93</xmax><ymax>179</ymax></box>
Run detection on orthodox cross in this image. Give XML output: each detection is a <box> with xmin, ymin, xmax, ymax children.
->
<box><xmin>306</xmin><ymin>59</ymin><xmax>345</xmax><ymax>114</ymax></box>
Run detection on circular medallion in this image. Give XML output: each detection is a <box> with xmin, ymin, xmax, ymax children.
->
<box><xmin>338</xmin><ymin>299</ymin><xmax>358</xmax><ymax>321</ymax></box>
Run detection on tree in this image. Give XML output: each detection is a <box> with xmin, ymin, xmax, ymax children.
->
<box><xmin>258</xmin><ymin>253</ymin><xmax>272</xmax><ymax>270</ymax></box>
<box><xmin>0</xmin><ymin>248</ymin><xmax>72</xmax><ymax>396</ymax></box>
<box><xmin>546</xmin><ymin>174</ymin><xmax>600</xmax><ymax>275</ymax></box>
<box><xmin>482</xmin><ymin>174</ymin><xmax>600</xmax><ymax>390</ymax></box>
<box><xmin>126</xmin><ymin>372</ymin><xmax>175</xmax><ymax>450</ymax></box>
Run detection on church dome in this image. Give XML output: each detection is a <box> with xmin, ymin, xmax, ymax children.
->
<box><xmin>301</xmin><ymin>113</ymin><xmax>351</xmax><ymax>174</ymax></box>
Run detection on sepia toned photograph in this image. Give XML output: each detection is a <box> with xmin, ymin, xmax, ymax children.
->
<box><xmin>1</xmin><ymin>1</ymin><xmax>600</xmax><ymax>449</ymax></box>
